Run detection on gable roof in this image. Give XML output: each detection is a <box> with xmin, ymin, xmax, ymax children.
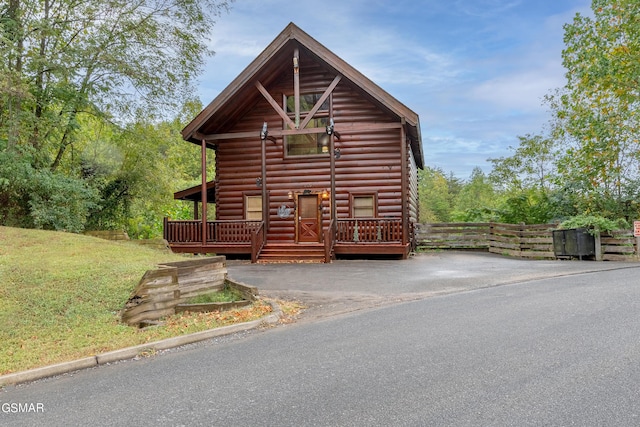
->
<box><xmin>183</xmin><ymin>22</ymin><xmax>423</xmax><ymax>168</ymax></box>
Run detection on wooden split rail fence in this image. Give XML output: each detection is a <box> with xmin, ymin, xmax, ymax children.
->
<box><xmin>600</xmin><ymin>230</ymin><xmax>639</xmax><ymax>261</ymax></box>
<box><xmin>415</xmin><ymin>222</ymin><xmax>639</xmax><ymax>261</ymax></box>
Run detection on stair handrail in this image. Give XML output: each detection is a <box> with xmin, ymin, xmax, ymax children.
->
<box><xmin>251</xmin><ymin>221</ymin><xmax>266</xmax><ymax>263</ymax></box>
<box><xmin>324</xmin><ymin>219</ymin><xmax>336</xmax><ymax>263</ymax></box>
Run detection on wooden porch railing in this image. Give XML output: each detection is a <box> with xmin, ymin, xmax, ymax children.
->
<box><xmin>164</xmin><ymin>219</ymin><xmax>263</xmax><ymax>244</ymax></box>
<box><xmin>336</xmin><ymin>218</ymin><xmax>403</xmax><ymax>243</ymax></box>
<box><xmin>163</xmin><ymin>218</ymin><xmax>201</xmax><ymax>242</ymax></box>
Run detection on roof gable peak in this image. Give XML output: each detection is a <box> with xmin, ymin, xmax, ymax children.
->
<box><xmin>182</xmin><ymin>22</ymin><xmax>422</xmax><ymax>167</ymax></box>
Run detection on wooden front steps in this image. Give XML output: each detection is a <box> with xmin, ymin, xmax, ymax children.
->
<box><xmin>257</xmin><ymin>243</ymin><xmax>327</xmax><ymax>263</ymax></box>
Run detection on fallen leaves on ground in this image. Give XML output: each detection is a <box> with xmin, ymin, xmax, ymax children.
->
<box><xmin>159</xmin><ymin>300</ymin><xmax>274</xmax><ymax>335</ymax></box>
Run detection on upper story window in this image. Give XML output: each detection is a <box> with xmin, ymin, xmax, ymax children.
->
<box><xmin>284</xmin><ymin>93</ymin><xmax>330</xmax><ymax>157</ymax></box>
<box><xmin>286</xmin><ymin>94</ymin><xmax>330</xmax><ymax>114</ymax></box>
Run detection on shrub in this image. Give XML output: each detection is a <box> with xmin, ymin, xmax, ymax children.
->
<box><xmin>559</xmin><ymin>214</ymin><xmax>629</xmax><ymax>235</ymax></box>
<box><xmin>0</xmin><ymin>147</ymin><xmax>99</xmax><ymax>232</ymax></box>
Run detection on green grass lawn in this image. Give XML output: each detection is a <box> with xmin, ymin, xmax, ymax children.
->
<box><xmin>0</xmin><ymin>226</ymin><xmax>276</xmax><ymax>375</ymax></box>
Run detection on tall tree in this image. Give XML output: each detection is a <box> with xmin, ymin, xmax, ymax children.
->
<box><xmin>549</xmin><ymin>0</ymin><xmax>640</xmax><ymax>217</ymax></box>
<box><xmin>452</xmin><ymin>167</ymin><xmax>498</xmax><ymax>222</ymax></box>
<box><xmin>1</xmin><ymin>0</ymin><xmax>230</xmax><ymax>231</ymax></box>
<box><xmin>1</xmin><ymin>0</ymin><xmax>230</xmax><ymax>170</ymax></box>
<box><xmin>489</xmin><ymin>134</ymin><xmax>557</xmax><ymax>192</ymax></box>
<box><xmin>418</xmin><ymin>167</ymin><xmax>454</xmax><ymax>222</ymax></box>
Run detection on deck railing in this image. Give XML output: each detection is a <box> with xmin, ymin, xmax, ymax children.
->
<box><xmin>164</xmin><ymin>217</ymin><xmax>404</xmax><ymax>246</ymax></box>
<box><xmin>163</xmin><ymin>219</ymin><xmax>202</xmax><ymax>243</ymax></box>
<box><xmin>336</xmin><ymin>218</ymin><xmax>403</xmax><ymax>243</ymax></box>
<box><xmin>164</xmin><ymin>219</ymin><xmax>263</xmax><ymax>244</ymax></box>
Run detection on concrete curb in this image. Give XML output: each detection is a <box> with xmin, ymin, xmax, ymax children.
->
<box><xmin>0</xmin><ymin>300</ymin><xmax>282</xmax><ymax>388</ymax></box>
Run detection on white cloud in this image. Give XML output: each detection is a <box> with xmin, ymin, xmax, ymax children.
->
<box><xmin>470</xmin><ymin>63</ymin><xmax>564</xmax><ymax>111</ymax></box>
<box><xmin>454</xmin><ymin>0</ymin><xmax>523</xmax><ymax>18</ymax></box>
<box><xmin>329</xmin><ymin>30</ymin><xmax>461</xmax><ymax>88</ymax></box>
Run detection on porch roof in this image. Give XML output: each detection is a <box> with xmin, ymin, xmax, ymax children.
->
<box><xmin>173</xmin><ymin>181</ymin><xmax>216</xmax><ymax>203</ymax></box>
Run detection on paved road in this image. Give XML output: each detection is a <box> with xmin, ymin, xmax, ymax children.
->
<box><xmin>2</xmin><ymin>256</ymin><xmax>640</xmax><ymax>426</ymax></box>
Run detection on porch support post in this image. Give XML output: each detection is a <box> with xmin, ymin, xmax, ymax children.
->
<box><xmin>400</xmin><ymin>120</ymin><xmax>408</xmax><ymax>247</ymax></box>
<box><xmin>201</xmin><ymin>139</ymin><xmax>208</xmax><ymax>248</ymax></box>
<box><xmin>330</xmin><ymin>126</ymin><xmax>336</xmax><ymax>221</ymax></box>
<box><xmin>261</xmin><ymin>135</ymin><xmax>268</xmax><ymax>228</ymax></box>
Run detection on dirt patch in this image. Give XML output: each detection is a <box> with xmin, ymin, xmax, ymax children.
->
<box><xmin>262</xmin><ymin>289</ymin><xmax>426</xmax><ymax>323</ymax></box>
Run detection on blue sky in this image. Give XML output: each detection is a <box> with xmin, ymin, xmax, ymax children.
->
<box><xmin>198</xmin><ymin>0</ymin><xmax>592</xmax><ymax>179</ymax></box>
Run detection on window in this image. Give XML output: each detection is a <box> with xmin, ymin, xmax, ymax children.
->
<box><xmin>285</xmin><ymin>118</ymin><xmax>329</xmax><ymax>156</ymax></box>
<box><xmin>286</xmin><ymin>93</ymin><xmax>330</xmax><ymax>114</ymax></box>
<box><xmin>352</xmin><ymin>195</ymin><xmax>376</xmax><ymax>218</ymax></box>
<box><xmin>245</xmin><ymin>195</ymin><xmax>262</xmax><ymax>220</ymax></box>
<box><xmin>284</xmin><ymin>93</ymin><xmax>330</xmax><ymax>157</ymax></box>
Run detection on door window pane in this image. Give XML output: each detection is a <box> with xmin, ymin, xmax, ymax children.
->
<box><xmin>299</xmin><ymin>195</ymin><xmax>317</xmax><ymax>218</ymax></box>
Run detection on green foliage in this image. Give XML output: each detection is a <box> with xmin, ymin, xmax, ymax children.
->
<box><xmin>0</xmin><ymin>146</ymin><xmax>33</xmax><ymax>227</ymax></box>
<box><xmin>451</xmin><ymin>206</ymin><xmax>499</xmax><ymax>223</ymax></box>
<box><xmin>496</xmin><ymin>189</ymin><xmax>555</xmax><ymax>225</ymax></box>
<box><xmin>1</xmin><ymin>0</ymin><xmax>226</xmax><ymax>235</ymax></box>
<box><xmin>559</xmin><ymin>214</ymin><xmax>628</xmax><ymax>234</ymax></box>
<box><xmin>451</xmin><ymin>167</ymin><xmax>499</xmax><ymax>222</ymax></box>
<box><xmin>115</xmin><ymin>111</ymin><xmax>213</xmax><ymax>239</ymax></box>
<box><xmin>0</xmin><ymin>146</ymin><xmax>98</xmax><ymax>232</ymax></box>
<box><xmin>418</xmin><ymin>167</ymin><xmax>457</xmax><ymax>222</ymax></box>
<box><xmin>418</xmin><ymin>2</ymin><xmax>640</xmax><ymax>228</ymax></box>
<box><xmin>185</xmin><ymin>285</ymin><xmax>245</xmax><ymax>304</ymax></box>
<box><xmin>489</xmin><ymin>134</ymin><xmax>557</xmax><ymax>192</ymax></box>
<box><xmin>547</xmin><ymin>0</ymin><xmax>640</xmax><ymax>217</ymax></box>
<box><xmin>1</xmin><ymin>92</ymin><xmax>211</xmax><ymax>234</ymax></box>
<box><xmin>1</xmin><ymin>0</ymin><xmax>231</xmax><ymax>162</ymax></box>
<box><xmin>28</xmin><ymin>171</ymin><xmax>99</xmax><ymax>233</ymax></box>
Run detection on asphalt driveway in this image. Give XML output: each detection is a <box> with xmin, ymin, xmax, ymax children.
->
<box><xmin>227</xmin><ymin>251</ymin><xmax>639</xmax><ymax>321</ymax></box>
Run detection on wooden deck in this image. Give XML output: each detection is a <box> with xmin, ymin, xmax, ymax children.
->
<box><xmin>164</xmin><ymin>218</ymin><xmax>409</xmax><ymax>261</ymax></box>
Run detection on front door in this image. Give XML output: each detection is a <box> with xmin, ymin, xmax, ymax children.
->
<box><xmin>297</xmin><ymin>194</ymin><xmax>321</xmax><ymax>243</ymax></box>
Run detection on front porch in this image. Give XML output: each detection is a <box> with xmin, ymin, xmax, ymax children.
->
<box><xmin>163</xmin><ymin>217</ymin><xmax>410</xmax><ymax>262</ymax></box>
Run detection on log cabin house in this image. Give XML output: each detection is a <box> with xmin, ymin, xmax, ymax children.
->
<box><xmin>164</xmin><ymin>23</ymin><xmax>424</xmax><ymax>262</ymax></box>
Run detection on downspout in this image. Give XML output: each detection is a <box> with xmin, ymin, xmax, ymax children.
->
<box><xmin>201</xmin><ymin>139</ymin><xmax>208</xmax><ymax>249</ymax></box>
<box><xmin>330</xmin><ymin>130</ymin><xmax>336</xmax><ymax>221</ymax></box>
<box><xmin>400</xmin><ymin>120</ymin><xmax>408</xmax><ymax>248</ymax></box>
<box><xmin>261</xmin><ymin>133</ymin><xmax>268</xmax><ymax>230</ymax></box>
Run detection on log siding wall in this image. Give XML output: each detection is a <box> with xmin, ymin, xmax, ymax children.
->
<box><xmin>214</xmin><ymin>52</ymin><xmax>408</xmax><ymax>244</ymax></box>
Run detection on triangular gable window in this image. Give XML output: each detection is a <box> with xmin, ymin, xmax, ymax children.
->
<box><xmin>284</xmin><ymin>93</ymin><xmax>330</xmax><ymax>157</ymax></box>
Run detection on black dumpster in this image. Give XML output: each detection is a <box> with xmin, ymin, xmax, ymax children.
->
<box><xmin>552</xmin><ymin>228</ymin><xmax>596</xmax><ymax>260</ymax></box>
